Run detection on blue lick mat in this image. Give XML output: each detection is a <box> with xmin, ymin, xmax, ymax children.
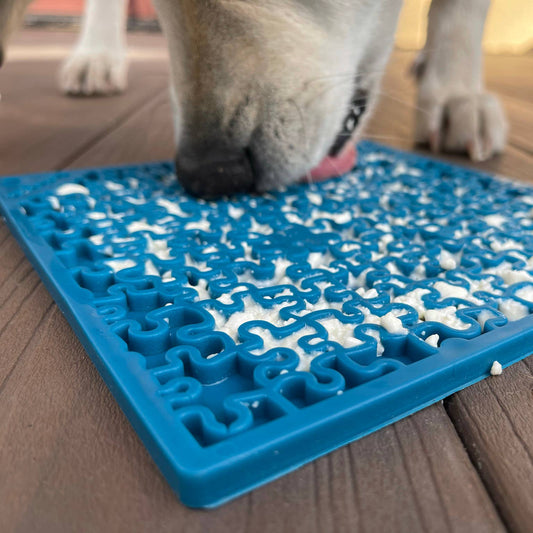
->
<box><xmin>1</xmin><ymin>141</ymin><xmax>533</xmax><ymax>507</ymax></box>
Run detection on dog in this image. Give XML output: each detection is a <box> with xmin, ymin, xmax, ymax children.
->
<box><xmin>0</xmin><ymin>0</ymin><xmax>508</xmax><ymax>197</ymax></box>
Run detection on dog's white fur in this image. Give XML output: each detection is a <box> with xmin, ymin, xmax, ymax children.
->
<box><xmin>414</xmin><ymin>0</ymin><xmax>507</xmax><ymax>161</ymax></box>
<box><xmin>59</xmin><ymin>0</ymin><xmax>128</xmax><ymax>95</ymax></box>
<box><xmin>1</xmin><ymin>0</ymin><xmax>507</xmax><ymax>190</ymax></box>
<box><xmin>153</xmin><ymin>0</ymin><xmax>407</xmax><ymax>190</ymax></box>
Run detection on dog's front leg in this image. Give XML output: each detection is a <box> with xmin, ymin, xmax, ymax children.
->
<box><xmin>0</xmin><ymin>0</ymin><xmax>33</xmax><ymax>66</ymax></box>
<box><xmin>414</xmin><ymin>0</ymin><xmax>507</xmax><ymax>161</ymax></box>
<box><xmin>60</xmin><ymin>0</ymin><xmax>128</xmax><ymax>96</ymax></box>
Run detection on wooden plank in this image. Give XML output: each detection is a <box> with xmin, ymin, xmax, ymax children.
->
<box><xmin>366</xmin><ymin>91</ymin><xmax>533</xmax><ymax>185</ymax></box>
<box><xmin>0</xmin><ymin>34</ymin><xmax>168</xmax><ymax>176</ymax></box>
<box><xmin>65</xmin><ymin>89</ymin><xmax>174</xmax><ymax>169</ymax></box>
<box><xmin>446</xmin><ymin>358</ymin><xmax>533</xmax><ymax>533</ymax></box>
<box><xmin>498</xmin><ymin>95</ymin><xmax>533</xmax><ymax>155</ymax></box>
<box><xmin>7</xmin><ymin>26</ymin><xmax>166</xmax><ymax>51</ymax></box>
<box><xmin>370</xmin><ymin>51</ymin><xmax>533</xmax><ymax>166</ymax></box>
<box><xmin>0</xmin><ymin>314</ymin><xmax>504</xmax><ymax>533</ymax></box>
<box><xmin>375</xmin><ymin>53</ymin><xmax>533</xmax><ymax>533</ymax></box>
<box><xmin>0</xmin><ymin>37</ymin><xmax>507</xmax><ymax>531</ymax></box>
<box><xmin>484</xmin><ymin>55</ymin><xmax>533</xmax><ymax>104</ymax></box>
<box><xmin>0</xmin><ymin>228</ymin><xmax>56</xmax><ymax>384</ymax></box>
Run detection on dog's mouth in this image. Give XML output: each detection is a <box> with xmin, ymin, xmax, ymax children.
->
<box><xmin>303</xmin><ymin>88</ymin><xmax>368</xmax><ymax>183</ymax></box>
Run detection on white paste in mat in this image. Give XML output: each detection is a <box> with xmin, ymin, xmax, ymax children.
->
<box><xmin>228</xmin><ymin>205</ymin><xmax>245</xmax><ymax>220</ymax></box>
<box><xmin>393</xmin><ymin>289</ymin><xmax>431</xmax><ymax>319</ymax></box>
<box><xmin>144</xmin><ymin>259</ymin><xmax>159</xmax><ymax>277</ymax></box>
<box><xmin>411</xmin><ymin>264</ymin><xmax>426</xmax><ymax>280</ymax></box>
<box><xmin>425</xmin><ymin>334</ymin><xmax>440</xmax><ymax>347</ymax></box>
<box><xmin>212</xmin><ymin>298</ymin><xmax>295</xmax><ymax>340</ymax></box>
<box><xmin>56</xmin><ymin>183</ymin><xmax>90</xmax><ymax>196</ymax></box>
<box><xmin>490</xmin><ymin>239</ymin><xmax>523</xmax><ymax>252</ymax></box>
<box><xmin>425</xmin><ymin>307</ymin><xmax>470</xmax><ymax>330</ymax></box>
<box><xmin>499</xmin><ymin>299</ymin><xmax>529</xmax><ymax>320</ymax></box>
<box><xmin>105</xmin><ymin>259</ymin><xmax>136</xmax><ymax>272</ymax></box>
<box><xmin>356</xmin><ymin>287</ymin><xmax>379</xmax><ymax>299</ymax></box>
<box><xmin>145</xmin><ymin>235</ymin><xmax>173</xmax><ymax>260</ymax></box>
<box><xmin>193</xmin><ymin>279</ymin><xmax>211</xmax><ymax>301</ymax></box>
<box><xmin>438</xmin><ymin>249</ymin><xmax>457</xmax><ymax>270</ymax></box>
<box><xmin>125</xmin><ymin>196</ymin><xmax>147</xmax><ymax>205</ymax></box>
<box><xmin>87</xmin><ymin>211</ymin><xmax>107</xmax><ymax>220</ymax></box>
<box><xmin>48</xmin><ymin>196</ymin><xmax>61</xmax><ymax>211</ymax></box>
<box><xmin>484</xmin><ymin>214</ymin><xmax>507</xmax><ymax>228</ymax></box>
<box><xmin>249</xmin><ymin>325</ymin><xmax>316</xmax><ymax>358</ymax></box>
<box><xmin>105</xmin><ymin>181</ymin><xmax>124</xmax><ymax>191</ymax></box>
<box><xmin>317</xmin><ymin>317</ymin><xmax>362</xmax><ymax>348</ymax></box>
<box><xmin>112</xmin><ymin>236</ymin><xmax>135</xmax><ymax>243</ymax></box>
<box><xmin>380</xmin><ymin>311</ymin><xmax>408</xmax><ymax>334</ymax></box>
<box><xmin>307</xmin><ymin>191</ymin><xmax>322</xmax><ymax>206</ymax></box>
<box><xmin>185</xmin><ymin>218</ymin><xmax>211</xmax><ymax>231</ymax></box>
<box><xmin>89</xmin><ymin>234</ymin><xmax>104</xmax><ymax>246</ymax></box>
<box><xmin>162</xmin><ymin>270</ymin><xmax>175</xmax><ymax>282</ymax></box>
<box><xmin>249</xmin><ymin>218</ymin><xmax>273</xmax><ymax>234</ymax></box>
<box><xmin>366</xmin><ymin>329</ymin><xmax>385</xmax><ymax>357</ymax></box>
<box><xmin>515</xmin><ymin>285</ymin><xmax>533</xmax><ymax>302</ymax></box>
<box><xmin>477</xmin><ymin>309</ymin><xmax>497</xmax><ymax>330</ymax></box>
<box><xmin>127</xmin><ymin>220</ymin><xmax>166</xmax><ymax>235</ymax></box>
<box><xmin>490</xmin><ymin>361</ymin><xmax>503</xmax><ymax>376</ymax></box>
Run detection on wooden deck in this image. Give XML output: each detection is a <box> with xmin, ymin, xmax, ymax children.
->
<box><xmin>1</xmin><ymin>30</ymin><xmax>532</xmax><ymax>532</ymax></box>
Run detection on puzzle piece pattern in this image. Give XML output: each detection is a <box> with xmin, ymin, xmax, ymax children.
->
<box><xmin>8</xmin><ymin>143</ymin><xmax>533</xmax><ymax>447</ymax></box>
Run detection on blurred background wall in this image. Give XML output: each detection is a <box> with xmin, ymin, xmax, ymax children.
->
<box><xmin>396</xmin><ymin>0</ymin><xmax>533</xmax><ymax>54</ymax></box>
<box><xmin>26</xmin><ymin>0</ymin><xmax>533</xmax><ymax>54</ymax></box>
<box><xmin>26</xmin><ymin>0</ymin><xmax>158</xmax><ymax>29</ymax></box>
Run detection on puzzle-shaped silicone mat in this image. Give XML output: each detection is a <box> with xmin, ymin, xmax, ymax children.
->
<box><xmin>1</xmin><ymin>141</ymin><xmax>533</xmax><ymax>507</ymax></box>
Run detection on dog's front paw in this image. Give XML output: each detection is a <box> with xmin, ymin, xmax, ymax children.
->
<box><xmin>59</xmin><ymin>49</ymin><xmax>127</xmax><ymax>96</ymax></box>
<box><xmin>415</xmin><ymin>92</ymin><xmax>508</xmax><ymax>162</ymax></box>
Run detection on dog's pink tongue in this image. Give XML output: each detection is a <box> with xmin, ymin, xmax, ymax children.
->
<box><xmin>307</xmin><ymin>143</ymin><xmax>357</xmax><ymax>182</ymax></box>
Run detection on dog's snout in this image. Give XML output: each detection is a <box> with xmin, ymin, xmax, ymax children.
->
<box><xmin>175</xmin><ymin>146</ymin><xmax>256</xmax><ymax>198</ymax></box>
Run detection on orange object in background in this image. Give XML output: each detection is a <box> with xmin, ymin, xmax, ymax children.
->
<box><xmin>129</xmin><ymin>0</ymin><xmax>157</xmax><ymax>19</ymax></box>
<box><xmin>29</xmin><ymin>0</ymin><xmax>84</xmax><ymax>15</ymax></box>
<box><xmin>27</xmin><ymin>0</ymin><xmax>157</xmax><ymax>20</ymax></box>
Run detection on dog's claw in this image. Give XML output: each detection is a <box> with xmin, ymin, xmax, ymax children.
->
<box><xmin>409</xmin><ymin>51</ymin><xmax>427</xmax><ymax>80</ymax></box>
<box><xmin>466</xmin><ymin>140</ymin><xmax>479</xmax><ymax>162</ymax></box>
<box><xmin>429</xmin><ymin>130</ymin><xmax>440</xmax><ymax>154</ymax></box>
<box><xmin>416</xmin><ymin>93</ymin><xmax>507</xmax><ymax>162</ymax></box>
<box><xmin>59</xmin><ymin>50</ymin><xmax>127</xmax><ymax>96</ymax></box>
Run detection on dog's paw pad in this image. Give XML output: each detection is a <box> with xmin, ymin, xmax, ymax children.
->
<box><xmin>59</xmin><ymin>50</ymin><xmax>127</xmax><ymax>96</ymax></box>
<box><xmin>415</xmin><ymin>93</ymin><xmax>508</xmax><ymax>162</ymax></box>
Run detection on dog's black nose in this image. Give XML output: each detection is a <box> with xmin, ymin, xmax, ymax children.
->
<box><xmin>175</xmin><ymin>147</ymin><xmax>256</xmax><ymax>198</ymax></box>
<box><xmin>0</xmin><ymin>46</ymin><xmax>4</xmax><ymax>68</ymax></box>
